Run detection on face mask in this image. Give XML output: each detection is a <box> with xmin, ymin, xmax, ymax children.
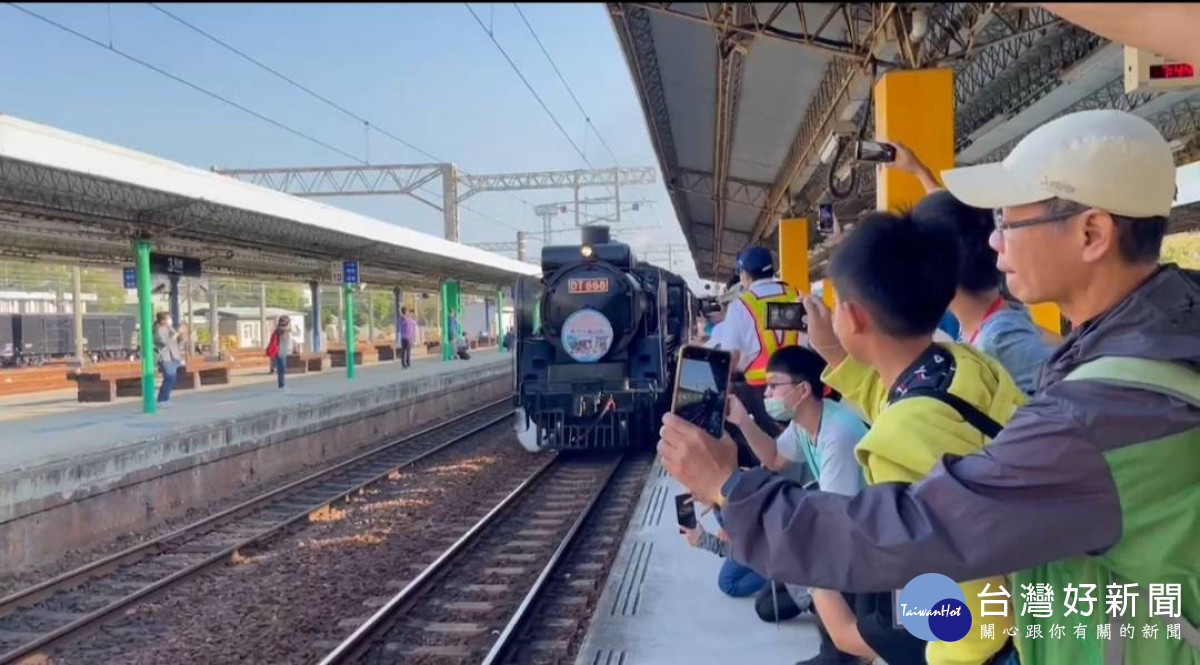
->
<box><xmin>764</xmin><ymin>397</ymin><xmax>794</xmax><ymax>422</ymax></box>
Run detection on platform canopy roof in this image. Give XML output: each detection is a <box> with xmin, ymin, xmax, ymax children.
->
<box><xmin>0</xmin><ymin>114</ymin><xmax>538</xmax><ymax>293</ymax></box>
<box><xmin>610</xmin><ymin>3</ymin><xmax>1200</xmax><ymax>281</ymax></box>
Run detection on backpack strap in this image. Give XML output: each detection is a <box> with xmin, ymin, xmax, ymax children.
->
<box><xmin>1064</xmin><ymin>356</ymin><xmax>1200</xmax><ymax>408</ymax></box>
<box><xmin>891</xmin><ymin>387</ymin><xmax>1004</xmax><ymax>439</ymax></box>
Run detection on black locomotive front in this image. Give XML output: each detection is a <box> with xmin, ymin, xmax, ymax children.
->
<box><xmin>514</xmin><ymin>226</ymin><xmax>691</xmax><ymax>451</ymax></box>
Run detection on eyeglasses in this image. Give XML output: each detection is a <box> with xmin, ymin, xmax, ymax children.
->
<box><xmin>992</xmin><ymin>208</ymin><xmax>1079</xmax><ymax>233</ymax></box>
<box><xmin>765</xmin><ymin>381</ymin><xmax>799</xmax><ymax>389</ymax></box>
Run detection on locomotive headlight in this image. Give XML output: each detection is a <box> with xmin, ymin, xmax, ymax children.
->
<box><xmin>580</xmin><ymin>245</ymin><xmax>594</xmax><ymax>258</ymax></box>
<box><xmin>560</xmin><ymin>308</ymin><xmax>614</xmax><ymax>363</ymax></box>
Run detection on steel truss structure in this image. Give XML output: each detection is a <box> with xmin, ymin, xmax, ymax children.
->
<box><xmin>214</xmin><ymin>164</ymin><xmax>657</xmax><ymax>244</ymax></box>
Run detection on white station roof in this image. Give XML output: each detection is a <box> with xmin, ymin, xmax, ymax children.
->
<box><xmin>0</xmin><ymin>114</ymin><xmax>538</xmax><ymax>292</ymax></box>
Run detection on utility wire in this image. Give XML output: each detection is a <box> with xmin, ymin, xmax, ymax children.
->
<box><xmin>7</xmin><ymin>3</ymin><xmax>363</xmax><ymax>164</ymax></box>
<box><xmin>464</xmin><ymin>3</ymin><xmax>594</xmax><ymax>172</ymax></box>
<box><xmin>146</xmin><ymin>3</ymin><xmax>535</xmax><ymax>209</ymax></box>
<box><xmin>9</xmin><ymin>3</ymin><xmax>525</xmax><ymax>238</ymax></box>
<box><xmin>513</xmin><ymin>4</ymin><xmax>622</xmax><ymax>167</ymax></box>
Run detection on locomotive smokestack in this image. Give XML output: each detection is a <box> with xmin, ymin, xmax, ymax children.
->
<box><xmin>581</xmin><ymin>226</ymin><xmax>610</xmax><ymax>246</ymax></box>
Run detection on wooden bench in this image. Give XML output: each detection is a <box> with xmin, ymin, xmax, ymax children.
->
<box><xmin>374</xmin><ymin>344</ymin><xmax>397</xmax><ymax>362</ymax></box>
<box><xmin>76</xmin><ymin>367</ymin><xmax>194</xmax><ymax>403</ymax></box>
<box><xmin>186</xmin><ymin>360</ymin><xmax>233</xmax><ymax>386</ymax></box>
<box><xmin>74</xmin><ymin>360</ymin><xmax>232</xmax><ymax>402</ymax></box>
<box><xmin>285</xmin><ymin>352</ymin><xmax>324</xmax><ymax>373</ymax></box>
<box><xmin>328</xmin><ymin>347</ymin><xmax>367</xmax><ymax>368</ymax></box>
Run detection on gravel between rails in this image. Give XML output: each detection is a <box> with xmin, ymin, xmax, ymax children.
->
<box><xmin>46</xmin><ymin>428</ymin><xmax>547</xmax><ymax>665</ymax></box>
<box><xmin>0</xmin><ymin>402</ymin><xmax>513</xmax><ymax>600</ymax></box>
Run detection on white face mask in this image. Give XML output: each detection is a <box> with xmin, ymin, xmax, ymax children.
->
<box><xmin>763</xmin><ymin>384</ymin><xmax>805</xmax><ymax>422</ymax></box>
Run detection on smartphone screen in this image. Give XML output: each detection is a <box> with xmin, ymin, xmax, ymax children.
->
<box><xmin>856</xmin><ymin>140</ymin><xmax>896</xmax><ymax>163</ymax></box>
<box><xmin>818</xmin><ymin>204</ymin><xmax>834</xmax><ymax>233</ymax></box>
<box><xmin>766</xmin><ymin>302</ymin><xmax>807</xmax><ymax>331</ymax></box>
<box><xmin>675</xmin><ymin>493</ymin><xmax>697</xmax><ymax>529</ymax></box>
<box><xmin>673</xmin><ymin>347</ymin><xmax>731</xmax><ymax>439</ymax></box>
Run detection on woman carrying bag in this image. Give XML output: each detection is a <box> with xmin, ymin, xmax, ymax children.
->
<box><xmin>265</xmin><ymin>315</ymin><xmax>292</xmax><ymax>389</ymax></box>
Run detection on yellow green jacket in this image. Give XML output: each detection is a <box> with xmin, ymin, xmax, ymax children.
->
<box><xmin>824</xmin><ymin>343</ymin><xmax>1026</xmax><ymax>665</ymax></box>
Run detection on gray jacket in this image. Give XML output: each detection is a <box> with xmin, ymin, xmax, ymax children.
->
<box><xmin>154</xmin><ymin>324</ymin><xmax>182</xmax><ymax>363</ymax></box>
<box><xmin>720</xmin><ymin>265</ymin><xmax>1199</xmax><ymax>592</ymax></box>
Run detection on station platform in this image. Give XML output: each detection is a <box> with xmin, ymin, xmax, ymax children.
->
<box><xmin>0</xmin><ymin>350</ymin><xmax>514</xmax><ymax>575</ymax></box>
<box><xmin>577</xmin><ymin>457</ymin><xmax>821</xmax><ymax>665</ymax></box>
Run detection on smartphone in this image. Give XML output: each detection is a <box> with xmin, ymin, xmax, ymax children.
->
<box><xmin>766</xmin><ymin>301</ymin><xmax>807</xmax><ymax>332</ymax></box>
<box><xmin>817</xmin><ymin>204</ymin><xmax>834</xmax><ymax>233</ymax></box>
<box><xmin>675</xmin><ymin>493</ymin><xmax>697</xmax><ymax>529</ymax></box>
<box><xmin>671</xmin><ymin>346</ymin><xmax>732</xmax><ymax>439</ymax></box>
<box><xmin>855</xmin><ymin>140</ymin><xmax>896</xmax><ymax>163</ymax></box>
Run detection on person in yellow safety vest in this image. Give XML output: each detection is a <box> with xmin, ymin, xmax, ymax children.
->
<box><xmin>706</xmin><ymin>246</ymin><xmax>801</xmax><ymax>439</ymax></box>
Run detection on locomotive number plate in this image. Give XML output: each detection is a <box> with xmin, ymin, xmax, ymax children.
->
<box><xmin>568</xmin><ymin>278</ymin><xmax>610</xmax><ymax>294</ymax></box>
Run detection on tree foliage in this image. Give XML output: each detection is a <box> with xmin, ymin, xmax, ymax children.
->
<box><xmin>1162</xmin><ymin>231</ymin><xmax>1200</xmax><ymax>269</ymax></box>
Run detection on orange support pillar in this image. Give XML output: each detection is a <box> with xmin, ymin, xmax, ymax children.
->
<box><xmin>821</xmin><ymin>278</ymin><xmax>836</xmax><ymax>310</ymax></box>
<box><xmin>778</xmin><ymin>218</ymin><xmax>811</xmax><ymax>295</ymax></box>
<box><xmin>874</xmin><ymin>69</ymin><xmax>955</xmax><ymax>212</ymax></box>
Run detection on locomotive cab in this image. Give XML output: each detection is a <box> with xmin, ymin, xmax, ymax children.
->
<box><xmin>515</xmin><ymin>226</ymin><xmax>691</xmax><ymax>451</ymax></box>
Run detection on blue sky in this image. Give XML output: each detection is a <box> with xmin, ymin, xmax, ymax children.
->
<box><xmin>0</xmin><ymin>3</ymin><xmax>702</xmax><ymax>279</ymax></box>
<box><xmin>2</xmin><ymin>4</ymin><xmax>1194</xmax><ymax>291</ymax></box>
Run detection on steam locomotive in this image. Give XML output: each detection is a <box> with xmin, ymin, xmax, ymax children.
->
<box><xmin>513</xmin><ymin>226</ymin><xmax>695</xmax><ymax>451</ymax></box>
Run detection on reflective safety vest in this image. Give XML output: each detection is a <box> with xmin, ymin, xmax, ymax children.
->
<box><xmin>739</xmin><ymin>282</ymin><xmax>801</xmax><ymax>385</ymax></box>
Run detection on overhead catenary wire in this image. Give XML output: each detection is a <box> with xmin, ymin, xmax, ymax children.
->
<box><xmin>146</xmin><ymin>3</ymin><xmax>536</xmax><ymax>211</ymax></box>
<box><xmin>6</xmin><ymin>3</ymin><xmax>363</xmax><ymax>164</ymax></box>
<box><xmin>8</xmin><ymin>3</ymin><xmax>526</xmax><ymax>236</ymax></box>
<box><xmin>464</xmin><ymin>2</ymin><xmax>617</xmax><ymax>205</ymax></box>
<box><xmin>512</xmin><ymin>4</ymin><xmax>622</xmax><ymax>167</ymax></box>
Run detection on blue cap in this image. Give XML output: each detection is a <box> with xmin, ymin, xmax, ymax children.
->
<box><xmin>736</xmin><ymin>246</ymin><xmax>774</xmax><ymax>277</ymax></box>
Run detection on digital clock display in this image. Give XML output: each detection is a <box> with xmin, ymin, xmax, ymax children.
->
<box><xmin>1149</xmin><ymin>63</ymin><xmax>1195</xmax><ymax>80</ymax></box>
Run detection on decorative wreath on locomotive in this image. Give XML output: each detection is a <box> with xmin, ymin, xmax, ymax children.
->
<box><xmin>513</xmin><ymin>226</ymin><xmax>696</xmax><ymax>451</ymax></box>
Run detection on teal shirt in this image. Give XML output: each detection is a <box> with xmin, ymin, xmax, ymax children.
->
<box><xmin>775</xmin><ymin>400</ymin><xmax>867</xmax><ymax>497</ymax></box>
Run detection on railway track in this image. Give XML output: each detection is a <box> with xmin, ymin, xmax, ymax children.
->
<box><xmin>318</xmin><ymin>452</ymin><xmax>651</xmax><ymax>665</ymax></box>
<box><xmin>0</xmin><ymin>399</ymin><xmax>516</xmax><ymax>664</ymax></box>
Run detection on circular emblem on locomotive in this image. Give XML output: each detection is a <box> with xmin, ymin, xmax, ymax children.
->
<box><xmin>561</xmin><ymin>308</ymin><xmax>614</xmax><ymax>363</ymax></box>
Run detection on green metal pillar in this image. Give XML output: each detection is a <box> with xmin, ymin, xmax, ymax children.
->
<box><xmin>439</xmin><ymin>280</ymin><xmax>451</xmax><ymax>361</ymax></box>
<box><xmin>496</xmin><ymin>288</ymin><xmax>504</xmax><ymax>344</ymax></box>
<box><xmin>344</xmin><ymin>283</ymin><xmax>356</xmax><ymax>379</ymax></box>
<box><xmin>134</xmin><ymin>240</ymin><xmax>156</xmax><ymax>415</ymax></box>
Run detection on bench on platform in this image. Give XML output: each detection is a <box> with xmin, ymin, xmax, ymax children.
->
<box><xmin>188</xmin><ymin>361</ymin><xmax>233</xmax><ymax>386</ymax></box>
<box><xmin>284</xmin><ymin>352</ymin><xmax>324</xmax><ymax>373</ymax></box>
<box><xmin>373</xmin><ymin>344</ymin><xmax>397</xmax><ymax>362</ymax></box>
<box><xmin>75</xmin><ymin>367</ymin><xmax>193</xmax><ymax>403</ymax></box>
<box><xmin>328</xmin><ymin>347</ymin><xmax>368</xmax><ymax>368</ymax></box>
<box><xmin>74</xmin><ymin>360</ymin><xmax>232</xmax><ymax>403</ymax></box>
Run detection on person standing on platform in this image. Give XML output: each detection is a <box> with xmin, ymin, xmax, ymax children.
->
<box><xmin>705</xmin><ymin>246</ymin><xmax>801</xmax><ymax>441</ymax></box>
<box><xmin>265</xmin><ymin>315</ymin><xmax>292</xmax><ymax>389</ymax></box>
<box><xmin>153</xmin><ymin>312</ymin><xmax>185</xmax><ymax>406</ymax></box>
<box><xmin>398</xmin><ymin>307</ymin><xmax>416</xmax><ymax>369</ymax></box>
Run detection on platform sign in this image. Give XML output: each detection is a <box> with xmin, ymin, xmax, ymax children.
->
<box><xmin>123</xmin><ymin>267</ymin><xmax>137</xmax><ymax>289</ymax></box>
<box><xmin>149</xmin><ymin>253</ymin><xmax>202</xmax><ymax>277</ymax></box>
<box><xmin>343</xmin><ymin>260</ymin><xmax>360</xmax><ymax>285</ymax></box>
